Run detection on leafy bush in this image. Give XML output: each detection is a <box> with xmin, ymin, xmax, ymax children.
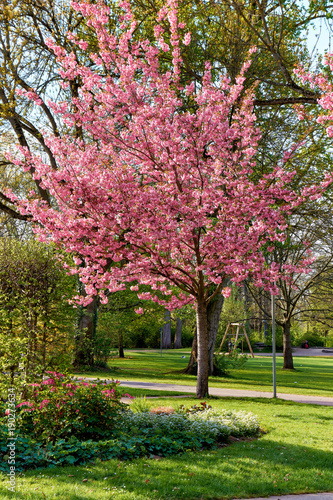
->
<box><xmin>187</xmin><ymin>408</ymin><xmax>261</xmax><ymax>438</ymax></box>
<box><xmin>213</xmin><ymin>350</ymin><xmax>248</xmax><ymax>376</ymax></box>
<box><xmin>297</xmin><ymin>332</ymin><xmax>325</xmax><ymax>347</ymax></box>
<box><xmin>15</xmin><ymin>373</ymin><xmax>126</xmax><ymax>443</ymax></box>
<box><xmin>0</xmin><ymin>240</ymin><xmax>77</xmax><ymax>398</ymax></box>
<box><xmin>116</xmin><ymin>409</ymin><xmax>224</xmax><ymax>443</ymax></box>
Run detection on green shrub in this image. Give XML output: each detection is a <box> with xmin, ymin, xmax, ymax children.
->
<box><xmin>298</xmin><ymin>332</ymin><xmax>325</xmax><ymax>347</ymax></box>
<box><xmin>15</xmin><ymin>373</ymin><xmax>126</xmax><ymax>443</ymax></box>
<box><xmin>93</xmin><ymin>330</ymin><xmax>117</xmax><ymax>367</ymax></box>
<box><xmin>213</xmin><ymin>350</ymin><xmax>248</xmax><ymax>376</ymax></box>
<box><xmin>0</xmin><ymin>240</ymin><xmax>77</xmax><ymax>399</ymax></box>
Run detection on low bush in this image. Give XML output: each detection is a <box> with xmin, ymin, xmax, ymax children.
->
<box><xmin>297</xmin><ymin>332</ymin><xmax>325</xmax><ymax>347</ymax></box>
<box><xmin>213</xmin><ymin>350</ymin><xmax>248</xmax><ymax>376</ymax></box>
<box><xmin>188</xmin><ymin>350</ymin><xmax>248</xmax><ymax>377</ymax></box>
<box><xmin>14</xmin><ymin>373</ymin><xmax>126</xmax><ymax>443</ymax></box>
<box><xmin>114</xmin><ymin>405</ymin><xmax>259</xmax><ymax>443</ymax></box>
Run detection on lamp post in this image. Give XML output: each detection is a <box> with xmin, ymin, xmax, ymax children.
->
<box><xmin>271</xmin><ymin>288</ymin><xmax>277</xmax><ymax>398</ymax></box>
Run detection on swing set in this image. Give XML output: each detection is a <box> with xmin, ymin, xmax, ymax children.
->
<box><xmin>217</xmin><ymin>322</ymin><xmax>254</xmax><ymax>358</ymax></box>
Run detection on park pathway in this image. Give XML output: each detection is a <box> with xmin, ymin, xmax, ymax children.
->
<box><xmin>118</xmin><ymin>380</ymin><xmax>333</xmax><ymax>406</ymax></box>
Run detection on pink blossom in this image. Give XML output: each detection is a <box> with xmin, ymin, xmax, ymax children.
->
<box><xmin>183</xmin><ymin>32</ymin><xmax>191</xmax><ymax>46</ymax></box>
<box><xmin>16</xmin><ymin>402</ymin><xmax>34</xmax><ymax>408</ymax></box>
<box><xmin>222</xmin><ymin>288</ymin><xmax>231</xmax><ymax>299</ymax></box>
<box><xmin>42</xmin><ymin>378</ymin><xmax>55</xmax><ymax>385</ymax></box>
<box><xmin>40</xmin><ymin>399</ymin><xmax>50</xmax><ymax>409</ymax></box>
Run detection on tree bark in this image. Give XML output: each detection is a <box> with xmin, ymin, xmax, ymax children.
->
<box><xmin>196</xmin><ymin>299</ymin><xmax>209</xmax><ymax>398</ymax></box>
<box><xmin>184</xmin><ymin>291</ymin><xmax>224</xmax><ymax>375</ymax></box>
<box><xmin>207</xmin><ymin>293</ymin><xmax>225</xmax><ymax>375</ymax></box>
<box><xmin>73</xmin><ymin>297</ymin><xmax>98</xmax><ymax>368</ymax></box>
<box><xmin>118</xmin><ymin>331</ymin><xmax>124</xmax><ymax>358</ymax></box>
<box><xmin>282</xmin><ymin>319</ymin><xmax>294</xmax><ymax>369</ymax></box>
<box><xmin>183</xmin><ymin>326</ymin><xmax>197</xmax><ymax>374</ymax></box>
<box><xmin>162</xmin><ymin>309</ymin><xmax>172</xmax><ymax>349</ymax></box>
<box><xmin>174</xmin><ymin>317</ymin><xmax>182</xmax><ymax>348</ymax></box>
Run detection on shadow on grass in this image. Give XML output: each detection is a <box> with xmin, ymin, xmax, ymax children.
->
<box><xmin>2</xmin><ymin>437</ymin><xmax>332</xmax><ymax>500</ymax></box>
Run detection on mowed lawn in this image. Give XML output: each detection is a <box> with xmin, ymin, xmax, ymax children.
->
<box><xmin>1</xmin><ymin>397</ymin><xmax>332</xmax><ymax>500</ymax></box>
<box><xmin>76</xmin><ymin>349</ymin><xmax>333</xmax><ymax>397</ymax></box>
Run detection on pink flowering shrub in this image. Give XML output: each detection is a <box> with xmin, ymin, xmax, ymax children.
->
<box><xmin>16</xmin><ymin>372</ymin><xmax>127</xmax><ymax>443</ymax></box>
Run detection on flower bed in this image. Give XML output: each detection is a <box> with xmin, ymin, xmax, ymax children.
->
<box><xmin>0</xmin><ymin>374</ymin><xmax>261</xmax><ymax>471</ymax></box>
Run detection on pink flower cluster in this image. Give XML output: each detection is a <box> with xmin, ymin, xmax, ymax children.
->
<box><xmin>101</xmin><ymin>388</ymin><xmax>116</xmax><ymax>398</ymax></box>
<box><xmin>16</xmin><ymin>401</ymin><xmax>35</xmax><ymax>412</ymax></box>
<box><xmin>15</xmin><ymin>373</ymin><xmax>122</xmax><ymax>413</ymax></box>
<box><xmin>40</xmin><ymin>399</ymin><xmax>50</xmax><ymax>409</ymax></box>
<box><xmin>122</xmin><ymin>393</ymin><xmax>134</xmax><ymax>399</ymax></box>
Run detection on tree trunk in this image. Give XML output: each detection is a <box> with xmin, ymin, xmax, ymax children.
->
<box><xmin>73</xmin><ymin>297</ymin><xmax>98</xmax><ymax>368</ymax></box>
<box><xmin>174</xmin><ymin>317</ymin><xmax>182</xmax><ymax>349</ymax></box>
<box><xmin>183</xmin><ymin>326</ymin><xmax>197</xmax><ymax>373</ymax></box>
<box><xmin>243</xmin><ymin>283</ymin><xmax>251</xmax><ymax>333</ymax></box>
<box><xmin>119</xmin><ymin>331</ymin><xmax>124</xmax><ymax>358</ymax></box>
<box><xmin>196</xmin><ymin>299</ymin><xmax>209</xmax><ymax>398</ymax></box>
<box><xmin>283</xmin><ymin>319</ymin><xmax>294</xmax><ymax>369</ymax></box>
<box><xmin>207</xmin><ymin>293</ymin><xmax>224</xmax><ymax>375</ymax></box>
<box><xmin>184</xmin><ymin>292</ymin><xmax>224</xmax><ymax>376</ymax></box>
<box><xmin>258</xmin><ymin>291</ymin><xmax>263</xmax><ymax>333</ymax></box>
<box><xmin>162</xmin><ymin>309</ymin><xmax>172</xmax><ymax>349</ymax></box>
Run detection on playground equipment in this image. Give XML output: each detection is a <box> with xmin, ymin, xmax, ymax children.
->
<box><xmin>218</xmin><ymin>322</ymin><xmax>254</xmax><ymax>358</ymax></box>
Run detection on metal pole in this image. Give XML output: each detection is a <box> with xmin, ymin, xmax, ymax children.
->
<box><xmin>271</xmin><ymin>290</ymin><xmax>277</xmax><ymax>398</ymax></box>
<box><xmin>160</xmin><ymin>327</ymin><xmax>163</xmax><ymax>357</ymax></box>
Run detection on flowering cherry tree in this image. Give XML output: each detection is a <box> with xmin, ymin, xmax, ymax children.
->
<box><xmin>9</xmin><ymin>0</ymin><xmax>333</xmax><ymax>397</ymax></box>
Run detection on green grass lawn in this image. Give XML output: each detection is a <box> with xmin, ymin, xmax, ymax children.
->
<box><xmin>1</xmin><ymin>397</ymin><xmax>332</xmax><ymax>499</ymax></box>
<box><xmin>75</xmin><ymin>349</ymin><xmax>333</xmax><ymax>397</ymax></box>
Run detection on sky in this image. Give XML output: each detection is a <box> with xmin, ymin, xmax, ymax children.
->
<box><xmin>307</xmin><ymin>16</ymin><xmax>333</xmax><ymax>56</ymax></box>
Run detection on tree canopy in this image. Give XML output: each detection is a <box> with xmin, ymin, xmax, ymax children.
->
<box><xmin>9</xmin><ymin>0</ymin><xmax>333</xmax><ymax>395</ymax></box>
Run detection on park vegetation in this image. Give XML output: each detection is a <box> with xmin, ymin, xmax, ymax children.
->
<box><xmin>0</xmin><ymin>371</ymin><xmax>261</xmax><ymax>471</ymax></box>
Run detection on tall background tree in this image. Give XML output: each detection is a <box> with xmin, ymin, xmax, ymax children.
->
<box><xmin>0</xmin><ymin>239</ymin><xmax>77</xmax><ymax>397</ymax></box>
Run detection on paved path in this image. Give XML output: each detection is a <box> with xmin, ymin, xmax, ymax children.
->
<box><xmin>236</xmin><ymin>494</ymin><xmax>333</xmax><ymax>500</ymax></box>
<box><xmin>257</xmin><ymin>347</ymin><xmax>333</xmax><ymax>357</ymax></box>
<box><xmin>118</xmin><ymin>380</ymin><xmax>333</xmax><ymax>406</ymax></box>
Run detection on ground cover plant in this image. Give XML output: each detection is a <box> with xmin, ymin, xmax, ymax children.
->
<box><xmin>0</xmin><ymin>396</ymin><xmax>332</xmax><ymax>499</ymax></box>
<box><xmin>76</xmin><ymin>349</ymin><xmax>333</xmax><ymax>397</ymax></box>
